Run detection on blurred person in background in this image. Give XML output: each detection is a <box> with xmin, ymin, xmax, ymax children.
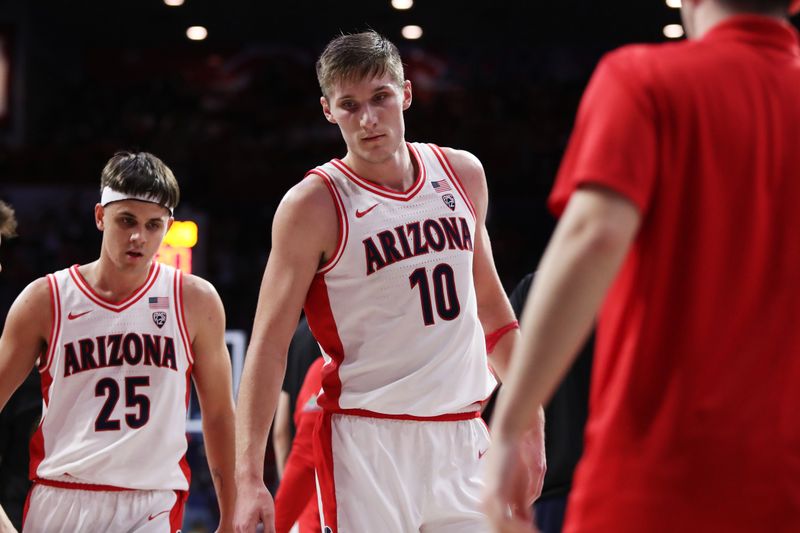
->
<box><xmin>0</xmin><ymin>200</ymin><xmax>21</xmax><ymax>533</ymax></box>
<box><xmin>507</xmin><ymin>273</ymin><xmax>591</xmax><ymax>533</ymax></box>
<box><xmin>485</xmin><ymin>0</ymin><xmax>800</xmax><ymax>532</ymax></box>
<box><xmin>273</xmin><ymin>356</ymin><xmax>324</xmax><ymax>533</ymax></box>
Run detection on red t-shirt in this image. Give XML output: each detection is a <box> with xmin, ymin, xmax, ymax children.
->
<box><xmin>550</xmin><ymin>16</ymin><xmax>800</xmax><ymax>532</ymax></box>
<box><xmin>274</xmin><ymin>357</ymin><xmax>324</xmax><ymax>533</ymax></box>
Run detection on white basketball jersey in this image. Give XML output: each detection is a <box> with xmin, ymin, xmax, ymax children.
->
<box><xmin>304</xmin><ymin>143</ymin><xmax>496</xmax><ymax>417</ymax></box>
<box><xmin>30</xmin><ymin>262</ymin><xmax>193</xmax><ymax>490</ymax></box>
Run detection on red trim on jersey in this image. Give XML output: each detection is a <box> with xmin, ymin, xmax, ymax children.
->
<box><xmin>30</xmin><ymin>277</ymin><xmax>58</xmax><ymax>482</ymax></box>
<box><xmin>330</xmin><ymin>142</ymin><xmax>427</xmax><ymax>202</ymax></box>
<box><xmin>28</xmin><ymin>365</ymin><xmax>53</xmax><ymax>481</ymax></box>
<box><xmin>180</xmin><ymin>366</ymin><xmax>192</xmax><ymax>487</ymax></box>
<box><xmin>174</xmin><ymin>270</ymin><xmax>195</xmax><ymax>365</ymax></box>
<box><xmin>169</xmin><ymin>490</ymin><xmax>188</xmax><ymax>532</ymax></box>
<box><xmin>329</xmin><ymin>407</ymin><xmax>481</xmax><ymax>422</ymax></box>
<box><xmin>314</xmin><ymin>412</ymin><xmax>338</xmax><ymax>533</ymax></box>
<box><xmin>304</xmin><ymin>275</ymin><xmax>345</xmax><ymax>411</ymax></box>
<box><xmin>68</xmin><ymin>262</ymin><xmax>160</xmax><ymax>312</ymax></box>
<box><xmin>41</xmin><ymin>274</ymin><xmax>61</xmax><ymax>375</ymax></box>
<box><xmin>428</xmin><ymin>144</ymin><xmax>477</xmax><ymax>220</ymax></box>
<box><xmin>32</xmin><ymin>477</ymin><xmax>134</xmax><ymax>491</ymax></box>
<box><xmin>306</xmin><ymin>168</ymin><xmax>349</xmax><ymax>275</ymax></box>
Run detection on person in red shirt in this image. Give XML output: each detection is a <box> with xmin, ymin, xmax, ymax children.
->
<box><xmin>485</xmin><ymin>1</ymin><xmax>800</xmax><ymax>532</ymax></box>
<box><xmin>274</xmin><ymin>357</ymin><xmax>324</xmax><ymax>533</ymax></box>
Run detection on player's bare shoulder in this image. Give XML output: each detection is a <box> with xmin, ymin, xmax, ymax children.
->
<box><xmin>280</xmin><ymin>174</ymin><xmax>338</xmax><ymax>225</ymax></box>
<box><xmin>438</xmin><ymin>147</ymin><xmax>488</xmax><ymax>215</ymax></box>
<box><xmin>273</xmin><ymin>174</ymin><xmax>339</xmax><ymax>264</ymax></box>
<box><xmin>5</xmin><ymin>276</ymin><xmax>53</xmax><ymax>340</ymax></box>
<box><xmin>179</xmin><ymin>273</ymin><xmax>225</xmax><ymax>339</ymax></box>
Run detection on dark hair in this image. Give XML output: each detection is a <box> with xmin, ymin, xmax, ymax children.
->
<box><xmin>100</xmin><ymin>151</ymin><xmax>180</xmax><ymax>210</ymax></box>
<box><xmin>0</xmin><ymin>200</ymin><xmax>17</xmax><ymax>238</ymax></box>
<box><xmin>719</xmin><ymin>0</ymin><xmax>792</xmax><ymax>12</ymax></box>
<box><xmin>316</xmin><ymin>30</ymin><xmax>405</xmax><ymax>98</ymax></box>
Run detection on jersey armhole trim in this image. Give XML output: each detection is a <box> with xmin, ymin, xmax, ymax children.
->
<box><xmin>428</xmin><ymin>144</ymin><xmax>477</xmax><ymax>221</ymax></box>
<box><xmin>174</xmin><ymin>270</ymin><xmax>196</xmax><ymax>366</ymax></box>
<box><xmin>307</xmin><ymin>168</ymin><xmax>349</xmax><ymax>275</ymax></box>
<box><xmin>41</xmin><ymin>274</ymin><xmax>61</xmax><ymax>375</ymax></box>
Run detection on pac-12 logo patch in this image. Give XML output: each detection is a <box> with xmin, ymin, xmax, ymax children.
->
<box><xmin>152</xmin><ymin>311</ymin><xmax>167</xmax><ymax>328</ymax></box>
<box><xmin>442</xmin><ymin>193</ymin><xmax>456</xmax><ymax>211</ymax></box>
<box><xmin>324</xmin><ymin>527</ymin><xmax>333</xmax><ymax>533</ymax></box>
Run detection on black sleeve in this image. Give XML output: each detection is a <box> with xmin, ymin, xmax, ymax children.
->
<box><xmin>508</xmin><ymin>272</ymin><xmax>535</xmax><ymax>318</ymax></box>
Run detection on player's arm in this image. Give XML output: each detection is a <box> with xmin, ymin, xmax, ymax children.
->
<box><xmin>485</xmin><ymin>186</ymin><xmax>639</xmax><ymax>527</ymax></box>
<box><xmin>272</xmin><ymin>391</ymin><xmax>291</xmax><ymax>479</ymax></box>
<box><xmin>0</xmin><ymin>278</ymin><xmax>50</xmax><ymax>533</ymax></box>
<box><xmin>183</xmin><ymin>275</ymin><xmax>236</xmax><ymax>533</ymax></box>
<box><xmin>440</xmin><ymin>148</ymin><xmax>519</xmax><ymax>380</ymax></box>
<box><xmin>0</xmin><ymin>506</ymin><xmax>15</xmax><ymax>533</ymax></box>
<box><xmin>443</xmin><ymin>148</ymin><xmax>547</xmax><ymax>506</ymax></box>
<box><xmin>234</xmin><ymin>176</ymin><xmax>337</xmax><ymax>533</ymax></box>
<box><xmin>0</xmin><ymin>278</ymin><xmax>49</xmax><ymax>412</ymax></box>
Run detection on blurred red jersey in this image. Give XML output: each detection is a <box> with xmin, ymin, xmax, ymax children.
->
<box><xmin>550</xmin><ymin>16</ymin><xmax>800</xmax><ymax>533</ymax></box>
<box><xmin>274</xmin><ymin>357</ymin><xmax>324</xmax><ymax>533</ymax></box>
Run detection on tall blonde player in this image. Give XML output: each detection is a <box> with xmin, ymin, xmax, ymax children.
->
<box><xmin>234</xmin><ymin>31</ymin><xmax>545</xmax><ymax>533</ymax></box>
<box><xmin>0</xmin><ymin>152</ymin><xmax>235</xmax><ymax>533</ymax></box>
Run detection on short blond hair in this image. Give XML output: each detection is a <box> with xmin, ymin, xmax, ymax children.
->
<box><xmin>316</xmin><ymin>31</ymin><xmax>405</xmax><ymax>98</ymax></box>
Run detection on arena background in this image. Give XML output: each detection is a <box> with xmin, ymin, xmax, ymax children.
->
<box><xmin>1</xmin><ymin>1</ymin><xmax>797</xmax><ymax>531</ymax></box>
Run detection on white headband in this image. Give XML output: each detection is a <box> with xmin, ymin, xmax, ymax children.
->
<box><xmin>100</xmin><ymin>187</ymin><xmax>174</xmax><ymax>215</ymax></box>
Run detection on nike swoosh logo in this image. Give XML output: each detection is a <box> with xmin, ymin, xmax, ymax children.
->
<box><xmin>67</xmin><ymin>310</ymin><xmax>92</xmax><ymax>320</ymax></box>
<box><xmin>355</xmin><ymin>203</ymin><xmax>379</xmax><ymax>218</ymax></box>
<box><xmin>478</xmin><ymin>448</ymin><xmax>488</xmax><ymax>460</ymax></box>
<box><xmin>148</xmin><ymin>509</ymin><xmax>170</xmax><ymax>521</ymax></box>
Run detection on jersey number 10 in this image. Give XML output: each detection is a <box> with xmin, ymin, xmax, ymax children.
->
<box><xmin>409</xmin><ymin>264</ymin><xmax>461</xmax><ymax>326</ymax></box>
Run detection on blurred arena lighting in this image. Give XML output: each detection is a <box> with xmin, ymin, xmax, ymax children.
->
<box><xmin>666</xmin><ymin>0</ymin><xmax>682</xmax><ymax>7</ymax></box>
<box><xmin>401</xmin><ymin>25</ymin><xmax>423</xmax><ymax>40</ymax></box>
<box><xmin>663</xmin><ymin>24</ymin><xmax>685</xmax><ymax>38</ymax></box>
<box><xmin>163</xmin><ymin>0</ymin><xmax>185</xmax><ymax>6</ymax></box>
<box><xmin>186</xmin><ymin>26</ymin><xmax>208</xmax><ymax>41</ymax></box>
<box><xmin>392</xmin><ymin>0</ymin><xmax>414</xmax><ymax>9</ymax></box>
<box><xmin>164</xmin><ymin>221</ymin><xmax>199</xmax><ymax>248</ymax></box>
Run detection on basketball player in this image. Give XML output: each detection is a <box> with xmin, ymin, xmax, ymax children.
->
<box><xmin>485</xmin><ymin>1</ymin><xmax>800</xmax><ymax>532</ymax></box>
<box><xmin>0</xmin><ymin>152</ymin><xmax>236</xmax><ymax>532</ymax></box>
<box><xmin>234</xmin><ymin>31</ymin><xmax>545</xmax><ymax>533</ymax></box>
<box><xmin>0</xmin><ymin>200</ymin><xmax>19</xmax><ymax>533</ymax></box>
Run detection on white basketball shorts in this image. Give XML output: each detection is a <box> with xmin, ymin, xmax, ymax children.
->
<box><xmin>314</xmin><ymin>411</ymin><xmax>491</xmax><ymax>533</ymax></box>
<box><xmin>23</xmin><ymin>482</ymin><xmax>186</xmax><ymax>532</ymax></box>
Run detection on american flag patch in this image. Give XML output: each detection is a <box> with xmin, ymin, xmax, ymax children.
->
<box><xmin>149</xmin><ymin>297</ymin><xmax>169</xmax><ymax>309</ymax></box>
<box><xmin>431</xmin><ymin>180</ymin><xmax>452</xmax><ymax>193</ymax></box>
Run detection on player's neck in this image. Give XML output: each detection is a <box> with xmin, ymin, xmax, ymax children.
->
<box><xmin>688</xmin><ymin>4</ymin><xmax>786</xmax><ymax>39</ymax></box>
<box><xmin>80</xmin><ymin>258</ymin><xmax>154</xmax><ymax>303</ymax></box>
<box><xmin>342</xmin><ymin>143</ymin><xmax>417</xmax><ymax>193</ymax></box>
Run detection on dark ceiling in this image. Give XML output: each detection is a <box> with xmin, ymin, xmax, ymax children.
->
<box><xmin>15</xmin><ymin>0</ymin><xmax>684</xmax><ymax>50</ymax></box>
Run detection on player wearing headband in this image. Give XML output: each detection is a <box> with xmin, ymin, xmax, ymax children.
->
<box><xmin>0</xmin><ymin>152</ymin><xmax>236</xmax><ymax>533</ymax></box>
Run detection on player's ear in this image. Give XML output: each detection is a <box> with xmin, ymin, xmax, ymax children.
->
<box><xmin>94</xmin><ymin>204</ymin><xmax>105</xmax><ymax>231</ymax></box>
<box><xmin>321</xmin><ymin>96</ymin><xmax>337</xmax><ymax>124</ymax></box>
<box><xmin>402</xmin><ymin>80</ymin><xmax>413</xmax><ymax>111</ymax></box>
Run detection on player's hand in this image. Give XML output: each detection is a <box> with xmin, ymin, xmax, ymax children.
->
<box><xmin>521</xmin><ymin>425</ymin><xmax>546</xmax><ymax>504</ymax></box>
<box><xmin>483</xmin><ymin>434</ymin><xmax>544</xmax><ymax>533</ymax></box>
<box><xmin>233</xmin><ymin>478</ymin><xmax>275</xmax><ymax>533</ymax></box>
